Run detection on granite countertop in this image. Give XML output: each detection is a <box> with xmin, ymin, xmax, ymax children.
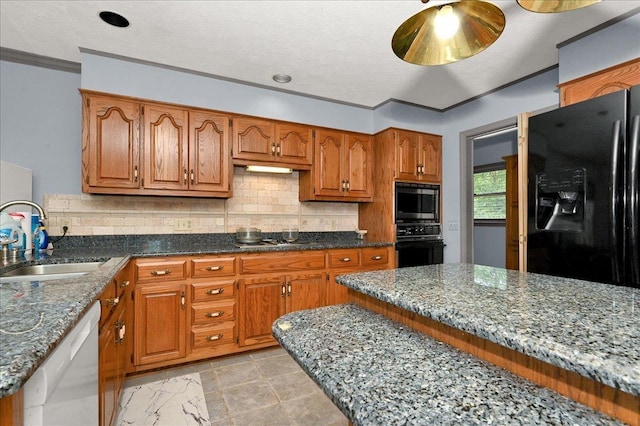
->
<box><xmin>273</xmin><ymin>304</ymin><xmax>622</xmax><ymax>425</ymax></box>
<box><xmin>336</xmin><ymin>263</ymin><xmax>640</xmax><ymax>397</ymax></box>
<box><xmin>0</xmin><ymin>232</ymin><xmax>391</xmax><ymax>398</ymax></box>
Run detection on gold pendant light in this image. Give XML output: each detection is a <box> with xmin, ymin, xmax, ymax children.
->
<box><xmin>517</xmin><ymin>0</ymin><xmax>600</xmax><ymax>13</ymax></box>
<box><xmin>392</xmin><ymin>0</ymin><xmax>506</xmax><ymax>66</ymax></box>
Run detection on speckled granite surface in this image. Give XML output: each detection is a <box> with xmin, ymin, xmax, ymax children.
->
<box><xmin>274</xmin><ymin>304</ymin><xmax>622</xmax><ymax>425</ymax></box>
<box><xmin>0</xmin><ymin>232</ymin><xmax>388</xmax><ymax>398</ymax></box>
<box><xmin>336</xmin><ymin>263</ymin><xmax>640</xmax><ymax>397</ymax></box>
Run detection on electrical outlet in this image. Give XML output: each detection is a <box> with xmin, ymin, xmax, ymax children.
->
<box><xmin>175</xmin><ymin>219</ymin><xmax>193</xmax><ymax>231</ymax></box>
<box><xmin>60</xmin><ymin>219</ymin><xmax>71</xmax><ymax>234</ymax></box>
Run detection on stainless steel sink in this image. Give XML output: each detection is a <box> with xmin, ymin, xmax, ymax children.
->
<box><xmin>0</xmin><ymin>261</ymin><xmax>104</xmax><ymax>282</ymax></box>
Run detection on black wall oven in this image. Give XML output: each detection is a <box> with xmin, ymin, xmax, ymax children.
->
<box><xmin>395</xmin><ymin>182</ymin><xmax>444</xmax><ymax>267</ymax></box>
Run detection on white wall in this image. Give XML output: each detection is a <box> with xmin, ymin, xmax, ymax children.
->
<box><xmin>559</xmin><ymin>13</ymin><xmax>640</xmax><ymax>84</ymax></box>
<box><xmin>0</xmin><ymin>60</ymin><xmax>82</xmax><ymax>205</ymax></box>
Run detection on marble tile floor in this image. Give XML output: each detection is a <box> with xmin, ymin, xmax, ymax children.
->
<box><xmin>120</xmin><ymin>347</ymin><xmax>349</xmax><ymax>426</ymax></box>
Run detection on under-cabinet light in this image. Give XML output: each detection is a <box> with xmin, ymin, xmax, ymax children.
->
<box><xmin>245</xmin><ymin>165</ymin><xmax>293</xmax><ymax>174</ymax></box>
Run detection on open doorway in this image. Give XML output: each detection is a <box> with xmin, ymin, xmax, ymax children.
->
<box><xmin>459</xmin><ymin>118</ymin><xmax>516</xmax><ymax>265</ymax></box>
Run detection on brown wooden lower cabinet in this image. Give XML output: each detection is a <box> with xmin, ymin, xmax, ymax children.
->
<box><xmin>134</xmin><ymin>282</ymin><xmax>187</xmax><ymax>366</ymax></box>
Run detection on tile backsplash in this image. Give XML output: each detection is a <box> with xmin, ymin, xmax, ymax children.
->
<box><xmin>44</xmin><ymin>168</ymin><xmax>358</xmax><ymax>236</ymax></box>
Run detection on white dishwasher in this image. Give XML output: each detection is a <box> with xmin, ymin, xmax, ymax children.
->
<box><xmin>23</xmin><ymin>301</ymin><xmax>101</xmax><ymax>426</ymax></box>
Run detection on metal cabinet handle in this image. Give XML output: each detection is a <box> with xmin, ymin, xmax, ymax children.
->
<box><xmin>150</xmin><ymin>269</ymin><xmax>172</xmax><ymax>276</ymax></box>
<box><xmin>281</xmin><ymin>283</ymin><xmax>286</xmax><ymax>297</ymax></box>
<box><xmin>190</xmin><ymin>169</ymin><xmax>195</xmax><ymax>184</ymax></box>
<box><xmin>181</xmin><ymin>291</ymin><xmax>185</xmax><ymax>310</ymax></box>
<box><xmin>119</xmin><ymin>280</ymin><xmax>130</xmax><ymax>288</ymax></box>
<box><xmin>206</xmin><ymin>334</ymin><xmax>223</xmax><ymax>341</ymax></box>
<box><xmin>105</xmin><ymin>297</ymin><xmax>119</xmax><ymax>307</ymax></box>
<box><xmin>345</xmin><ymin>180</ymin><xmax>350</xmax><ymax>191</ymax></box>
<box><xmin>115</xmin><ymin>321</ymin><xmax>126</xmax><ymax>344</ymax></box>
<box><xmin>183</xmin><ymin>168</ymin><xmax>188</xmax><ymax>184</ymax></box>
<box><xmin>205</xmin><ymin>311</ymin><xmax>224</xmax><ymax>318</ymax></box>
<box><xmin>287</xmin><ymin>283</ymin><xmax>292</xmax><ymax>296</ymax></box>
<box><xmin>271</xmin><ymin>143</ymin><xmax>276</xmax><ymax>155</ymax></box>
<box><xmin>276</xmin><ymin>144</ymin><xmax>282</xmax><ymax>156</ymax></box>
<box><xmin>371</xmin><ymin>255</ymin><xmax>382</xmax><ymax>260</ymax></box>
<box><xmin>206</xmin><ymin>265</ymin><xmax>224</xmax><ymax>271</ymax></box>
<box><xmin>339</xmin><ymin>257</ymin><xmax>351</xmax><ymax>262</ymax></box>
<box><xmin>134</xmin><ymin>166</ymin><xmax>139</xmax><ymax>182</ymax></box>
<box><xmin>206</xmin><ymin>288</ymin><xmax>224</xmax><ymax>295</ymax></box>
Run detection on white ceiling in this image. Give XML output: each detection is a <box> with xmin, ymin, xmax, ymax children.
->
<box><xmin>1</xmin><ymin>0</ymin><xmax>639</xmax><ymax>110</ymax></box>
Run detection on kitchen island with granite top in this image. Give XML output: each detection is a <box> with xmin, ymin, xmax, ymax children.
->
<box><xmin>0</xmin><ymin>232</ymin><xmax>393</xmax><ymax>424</ymax></box>
<box><xmin>273</xmin><ymin>263</ymin><xmax>639</xmax><ymax>425</ymax></box>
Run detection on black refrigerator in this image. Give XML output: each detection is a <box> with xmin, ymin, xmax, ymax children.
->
<box><xmin>527</xmin><ymin>85</ymin><xmax>639</xmax><ymax>288</ymax></box>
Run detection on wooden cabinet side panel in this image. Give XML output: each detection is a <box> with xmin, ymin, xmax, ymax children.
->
<box><xmin>84</xmin><ymin>95</ymin><xmax>141</xmax><ymax>190</ymax></box>
<box><xmin>134</xmin><ymin>283</ymin><xmax>186</xmax><ymax>365</ymax></box>
<box><xmin>143</xmin><ymin>104</ymin><xmax>189</xmax><ymax>190</ymax></box>
<box><xmin>189</xmin><ymin>111</ymin><xmax>230</xmax><ymax>193</ymax></box>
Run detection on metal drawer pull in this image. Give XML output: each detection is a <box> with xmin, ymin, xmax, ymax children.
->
<box><xmin>205</xmin><ymin>311</ymin><xmax>224</xmax><ymax>318</ymax></box>
<box><xmin>150</xmin><ymin>269</ymin><xmax>172</xmax><ymax>276</ymax></box>
<box><xmin>371</xmin><ymin>255</ymin><xmax>382</xmax><ymax>260</ymax></box>
<box><xmin>206</xmin><ymin>288</ymin><xmax>224</xmax><ymax>295</ymax></box>
<box><xmin>105</xmin><ymin>297</ymin><xmax>119</xmax><ymax>307</ymax></box>
<box><xmin>339</xmin><ymin>257</ymin><xmax>351</xmax><ymax>262</ymax></box>
<box><xmin>119</xmin><ymin>280</ymin><xmax>130</xmax><ymax>288</ymax></box>
<box><xmin>206</xmin><ymin>334</ymin><xmax>223</xmax><ymax>341</ymax></box>
<box><xmin>206</xmin><ymin>265</ymin><xmax>224</xmax><ymax>271</ymax></box>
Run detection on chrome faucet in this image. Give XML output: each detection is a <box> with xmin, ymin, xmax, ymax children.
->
<box><xmin>0</xmin><ymin>200</ymin><xmax>47</xmax><ymax>220</ymax></box>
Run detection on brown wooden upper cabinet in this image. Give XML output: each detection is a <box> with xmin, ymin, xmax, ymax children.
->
<box><xmin>395</xmin><ymin>129</ymin><xmax>442</xmax><ymax>183</ymax></box>
<box><xmin>299</xmin><ymin>129</ymin><xmax>373</xmax><ymax>202</ymax></box>
<box><xmin>81</xmin><ymin>90</ymin><xmax>232</xmax><ymax>198</ymax></box>
<box><xmin>558</xmin><ymin>58</ymin><xmax>640</xmax><ymax>107</ymax></box>
<box><xmin>231</xmin><ymin>118</ymin><xmax>313</xmax><ymax>169</ymax></box>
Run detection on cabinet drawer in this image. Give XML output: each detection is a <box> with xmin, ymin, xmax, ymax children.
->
<box><xmin>191</xmin><ymin>257</ymin><xmax>236</xmax><ymax>278</ymax></box>
<box><xmin>191</xmin><ymin>280</ymin><xmax>235</xmax><ymax>302</ymax></box>
<box><xmin>240</xmin><ymin>251</ymin><xmax>326</xmax><ymax>274</ymax></box>
<box><xmin>191</xmin><ymin>323</ymin><xmax>235</xmax><ymax>349</ymax></box>
<box><xmin>135</xmin><ymin>259</ymin><xmax>187</xmax><ymax>283</ymax></box>
<box><xmin>361</xmin><ymin>247</ymin><xmax>389</xmax><ymax>267</ymax></box>
<box><xmin>328</xmin><ymin>249</ymin><xmax>360</xmax><ymax>268</ymax></box>
<box><xmin>191</xmin><ymin>300</ymin><xmax>235</xmax><ymax>325</ymax></box>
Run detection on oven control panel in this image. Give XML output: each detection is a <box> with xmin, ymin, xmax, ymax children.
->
<box><xmin>396</xmin><ymin>223</ymin><xmax>442</xmax><ymax>240</ymax></box>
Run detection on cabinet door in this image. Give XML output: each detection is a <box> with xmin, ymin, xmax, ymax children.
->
<box><xmin>275</xmin><ymin>123</ymin><xmax>313</xmax><ymax>166</ymax></box>
<box><xmin>84</xmin><ymin>95</ymin><xmax>141</xmax><ymax>190</ymax></box>
<box><xmin>134</xmin><ymin>282</ymin><xmax>186</xmax><ymax>365</ymax></box>
<box><xmin>344</xmin><ymin>133</ymin><xmax>373</xmax><ymax>199</ymax></box>
<box><xmin>314</xmin><ymin>129</ymin><xmax>346</xmax><ymax>197</ymax></box>
<box><xmin>232</xmin><ymin>118</ymin><xmax>275</xmax><ymax>162</ymax></box>
<box><xmin>189</xmin><ymin>111</ymin><xmax>231</xmax><ymax>193</ymax></box>
<box><xmin>287</xmin><ymin>272</ymin><xmax>326</xmax><ymax>312</ymax></box>
<box><xmin>419</xmin><ymin>135</ymin><xmax>442</xmax><ymax>182</ymax></box>
<box><xmin>238</xmin><ymin>276</ymin><xmax>286</xmax><ymax>346</ymax></box>
<box><xmin>143</xmin><ymin>104</ymin><xmax>189</xmax><ymax>190</ymax></box>
<box><xmin>396</xmin><ymin>130</ymin><xmax>421</xmax><ymax>181</ymax></box>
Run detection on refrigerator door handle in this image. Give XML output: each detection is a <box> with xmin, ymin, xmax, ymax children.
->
<box><xmin>610</xmin><ymin>120</ymin><xmax>623</xmax><ymax>284</ymax></box>
<box><xmin>628</xmin><ymin>114</ymin><xmax>640</xmax><ymax>285</ymax></box>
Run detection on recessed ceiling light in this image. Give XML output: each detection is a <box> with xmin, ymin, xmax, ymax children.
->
<box><xmin>273</xmin><ymin>74</ymin><xmax>292</xmax><ymax>84</ymax></box>
<box><xmin>99</xmin><ymin>11</ymin><xmax>130</xmax><ymax>28</ymax></box>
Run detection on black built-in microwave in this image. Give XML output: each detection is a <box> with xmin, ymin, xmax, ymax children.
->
<box><xmin>395</xmin><ymin>182</ymin><xmax>440</xmax><ymax>222</ymax></box>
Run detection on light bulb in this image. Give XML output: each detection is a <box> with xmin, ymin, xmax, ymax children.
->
<box><xmin>434</xmin><ymin>5</ymin><xmax>460</xmax><ymax>40</ymax></box>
